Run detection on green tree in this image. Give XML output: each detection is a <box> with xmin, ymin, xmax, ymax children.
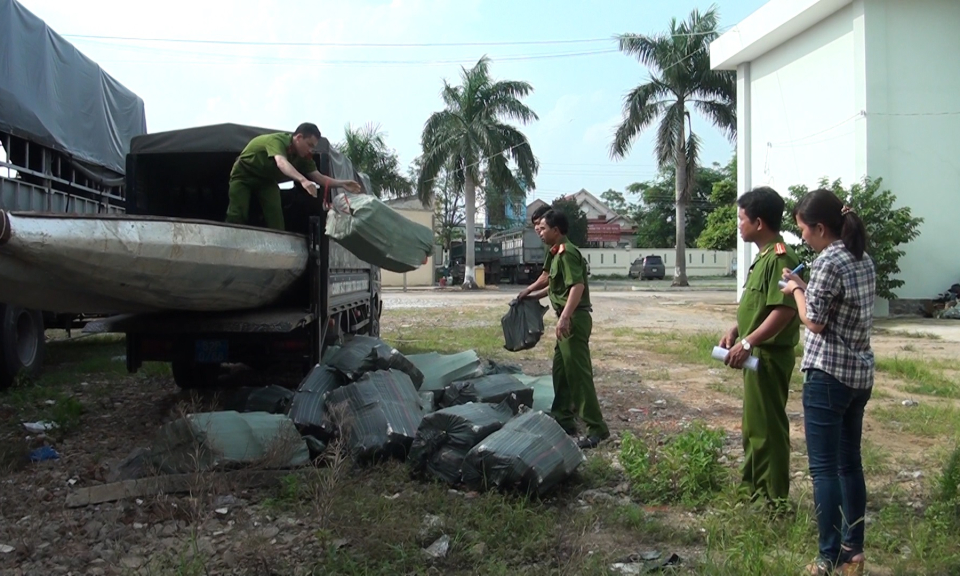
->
<box><xmin>600</xmin><ymin>189</ymin><xmax>628</xmax><ymax>215</ymax></box>
<box><xmin>336</xmin><ymin>123</ymin><xmax>412</xmax><ymax>199</ymax></box>
<box><xmin>610</xmin><ymin>6</ymin><xmax>736</xmax><ymax>286</ymax></box>
<box><xmin>417</xmin><ymin>56</ymin><xmax>539</xmax><ymax>288</ymax></box>
<box><xmin>627</xmin><ymin>163</ymin><xmax>726</xmax><ymax>249</ymax></box>
<box><xmin>782</xmin><ymin>177</ymin><xmax>923</xmax><ymax>300</ymax></box>
<box><xmin>550</xmin><ymin>197</ymin><xmax>589</xmax><ymax>247</ymax></box>
<box><xmin>696</xmin><ymin>156</ymin><xmax>738</xmax><ymax>251</ymax></box>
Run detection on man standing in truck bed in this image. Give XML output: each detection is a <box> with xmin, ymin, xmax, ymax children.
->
<box><xmin>225</xmin><ymin>122</ymin><xmax>361</xmax><ymax>231</ymax></box>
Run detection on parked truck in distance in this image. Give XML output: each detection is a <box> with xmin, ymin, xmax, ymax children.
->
<box><xmin>489</xmin><ymin>227</ymin><xmax>545</xmax><ymax>285</ymax></box>
<box><xmin>449</xmin><ymin>240</ymin><xmax>502</xmax><ymax>285</ymax></box>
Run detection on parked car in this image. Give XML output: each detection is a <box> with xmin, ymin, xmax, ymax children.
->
<box><xmin>629</xmin><ymin>255</ymin><xmax>666</xmax><ymax>280</ymax></box>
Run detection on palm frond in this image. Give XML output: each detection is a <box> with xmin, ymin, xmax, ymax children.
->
<box><xmin>654</xmin><ymin>101</ymin><xmax>685</xmax><ymax>169</ymax></box>
<box><xmin>610</xmin><ymin>81</ymin><xmax>671</xmax><ymax>158</ymax></box>
<box><xmin>693</xmin><ymin>99</ymin><xmax>736</xmax><ymax>142</ymax></box>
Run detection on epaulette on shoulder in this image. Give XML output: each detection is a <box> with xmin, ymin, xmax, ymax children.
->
<box><xmin>775</xmin><ymin>243</ymin><xmax>786</xmax><ymax>256</ymax></box>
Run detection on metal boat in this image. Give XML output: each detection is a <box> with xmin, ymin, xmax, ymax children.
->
<box><xmin>0</xmin><ymin>210</ymin><xmax>308</xmax><ymax>314</ymax></box>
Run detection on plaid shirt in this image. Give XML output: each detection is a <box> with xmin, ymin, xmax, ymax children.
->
<box><xmin>800</xmin><ymin>241</ymin><xmax>876</xmax><ymax>389</ymax></box>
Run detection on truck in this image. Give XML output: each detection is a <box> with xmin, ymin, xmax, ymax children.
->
<box><xmin>80</xmin><ymin>124</ymin><xmax>383</xmax><ymax>389</ymax></box>
<box><xmin>449</xmin><ymin>240</ymin><xmax>502</xmax><ymax>285</ymax></box>
<box><xmin>488</xmin><ymin>227</ymin><xmax>545</xmax><ymax>285</ymax></box>
<box><xmin>0</xmin><ymin>0</ymin><xmax>147</xmax><ymax>388</ymax></box>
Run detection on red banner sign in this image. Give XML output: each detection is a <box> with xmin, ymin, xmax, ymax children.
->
<box><xmin>587</xmin><ymin>223</ymin><xmax>621</xmax><ymax>242</ymax></box>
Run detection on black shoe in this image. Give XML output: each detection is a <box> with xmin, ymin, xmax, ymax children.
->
<box><xmin>577</xmin><ymin>434</ymin><xmax>609</xmax><ymax>450</ymax></box>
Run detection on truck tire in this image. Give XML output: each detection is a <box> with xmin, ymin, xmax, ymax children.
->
<box><xmin>171</xmin><ymin>359</ymin><xmax>221</xmax><ymax>390</ymax></box>
<box><xmin>0</xmin><ymin>304</ymin><xmax>45</xmax><ymax>389</ymax></box>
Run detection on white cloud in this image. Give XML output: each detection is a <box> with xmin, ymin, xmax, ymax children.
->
<box><xmin>582</xmin><ymin>113</ymin><xmax>622</xmax><ymax>147</ymax></box>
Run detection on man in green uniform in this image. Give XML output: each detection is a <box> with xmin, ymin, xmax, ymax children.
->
<box><xmin>721</xmin><ymin>187</ymin><xmax>802</xmax><ymax>505</ymax></box>
<box><xmin>518</xmin><ymin>210</ymin><xmax>609</xmax><ymax>449</ymax></box>
<box><xmin>225</xmin><ymin>122</ymin><xmax>361</xmax><ymax>231</ymax></box>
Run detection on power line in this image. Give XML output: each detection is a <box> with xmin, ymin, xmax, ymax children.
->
<box><xmin>94</xmin><ymin>49</ymin><xmax>620</xmax><ymax>67</ymax></box>
<box><xmin>64</xmin><ymin>33</ymin><xmax>617</xmax><ymax>48</ymax></box>
<box><xmin>63</xmin><ymin>27</ymin><xmax>731</xmax><ymax>47</ymax></box>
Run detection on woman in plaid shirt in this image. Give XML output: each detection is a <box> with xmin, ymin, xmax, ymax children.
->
<box><xmin>781</xmin><ymin>189</ymin><xmax>875</xmax><ymax>576</ymax></box>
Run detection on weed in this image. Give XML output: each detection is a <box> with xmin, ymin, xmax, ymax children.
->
<box><xmin>873</xmin><ymin>403</ymin><xmax>960</xmax><ymax>438</ymax></box>
<box><xmin>619</xmin><ymin>422</ymin><xmax>729</xmax><ymax>506</ymax></box>
<box><xmin>877</xmin><ymin>356</ymin><xmax>960</xmax><ymax>398</ymax></box>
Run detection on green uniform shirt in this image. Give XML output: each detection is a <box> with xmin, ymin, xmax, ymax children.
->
<box><xmin>543</xmin><ymin>239</ymin><xmax>591</xmax><ymax>314</ymax></box>
<box><xmin>737</xmin><ymin>236</ymin><xmax>802</xmax><ymax>349</ymax></box>
<box><xmin>231</xmin><ymin>132</ymin><xmax>317</xmax><ymax>183</ymax></box>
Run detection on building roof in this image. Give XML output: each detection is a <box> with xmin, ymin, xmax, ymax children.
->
<box><xmin>710</xmin><ymin>0</ymin><xmax>852</xmax><ymax>70</ymax></box>
<box><xmin>528</xmin><ymin>190</ymin><xmax>635</xmax><ymax>229</ymax></box>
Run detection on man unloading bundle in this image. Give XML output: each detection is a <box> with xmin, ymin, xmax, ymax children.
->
<box><xmin>225</xmin><ymin>122</ymin><xmax>362</xmax><ymax>231</ymax></box>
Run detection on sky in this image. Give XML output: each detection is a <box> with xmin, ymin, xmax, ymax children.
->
<box><xmin>16</xmin><ymin>0</ymin><xmax>767</xmax><ymax>206</ymax></box>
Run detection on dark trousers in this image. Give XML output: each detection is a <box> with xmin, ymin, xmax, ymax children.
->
<box><xmin>741</xmin><ymin>347</ymin><xmax>794</xmax><ymax>503</ymax></box>
<box><xmin>803</xmin><ymin>369</ymin><xmax>872</xmax><ymax>564</ymax></box>
<box><xmin>551</xmin><ymin>310</ymin><xmax>608</xmax><ymax>437</ymax></box>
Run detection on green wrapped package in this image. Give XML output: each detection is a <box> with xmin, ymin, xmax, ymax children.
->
<box><xmin>409</xmin><ymin>401</ymin><xmax>515</xmax><ymax>485</ymax></box>
<box><xmin>461</xmin><ymin>411</ymin><xmax>585</xmax><ymax>494</ymax></box>
<box><xmin>406</xmin><ymin>350</ymin><xmax>484</xmax><ymax>395</ymax></box>
<box><xmin>149</xmin><ymin>411</ymin><xmax>310</xmax><ymax>474</ymax></box>
<box><xmin>326</xmin><ymin>192</ymin><xmax>434</xmax><ymax>273</ymax></box>
<box><xmin>324</xmin><ymin>369</ymin><xmax>423</xmax><ymax>462</ymax></box>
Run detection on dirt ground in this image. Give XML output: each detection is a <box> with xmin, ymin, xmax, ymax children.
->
<box><xmin>1</xmin><ymin>287</ymin><xmax>959</xmax><ymax>575</ymax></box>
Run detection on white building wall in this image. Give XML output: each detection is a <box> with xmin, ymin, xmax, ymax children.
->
<box><xmin>722</xmin><ymin>0</ymin><xmax>960</xmax><ymax>307</ymax></box>
<box><xmin>861</xmin><ymin>0</ymin><xmax>960</xmax><ymax>300</ymax></box>
<box><xmin>581</xmin><ymin>248</ymin><xmax>735</xmax><ymax>277</ymax></box>
<box><xmin>735</xmin><ymin>4</ymin><xmax>861</xmax><ymax>301</ymax></box>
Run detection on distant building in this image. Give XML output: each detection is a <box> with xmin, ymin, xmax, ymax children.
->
<box><xmin>527</xmin><ymin>189</ymin><xmax>636</xmax><ymax>248</ymax></box>
<box><xmin>381</xmin><ymin>195</ymin><xmax>435</xmax><ymax>287</ymax></box>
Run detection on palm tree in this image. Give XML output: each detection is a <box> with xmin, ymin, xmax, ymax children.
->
<box><xmin>610</xmin><ymin>6</ymin><xmax>736</xmax><ymax>286</ymax></box>
<box><xmin>417</xmin><ymin>56</ymin><xmax>539</xmax><ymax>288</ymax></box>
<box><xmin>337</xmin><ymin>123</ymin><xmax>412</xmax><ymax>199</ymax></box>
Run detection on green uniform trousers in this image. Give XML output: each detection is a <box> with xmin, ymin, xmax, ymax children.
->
<box><xmin>741</xmin><ymin>346</ymin><xmax>795</xmax><ymax>503</ymax></box>
<box><xmin>551</xmin><ymin>310</ymin><xmax>609</xmax><ymax>438</ymax></box>
<box><xmin>225</xmin><ymin>176</ymin><xmax>285</xmax><ymax>231</ymax></box>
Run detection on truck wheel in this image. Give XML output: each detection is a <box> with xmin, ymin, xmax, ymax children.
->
<box><xmin>171</xmin><ymin>359</ymin><xmax>221</xmax><ymax>390</ymax></box>
<box><xmin>0</xmin><ymin>304</ymin><xmax>45</xmax><ymax>390</ymax></box>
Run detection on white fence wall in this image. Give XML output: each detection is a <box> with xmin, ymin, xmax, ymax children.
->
<box><xmin>582</xmin><ymin>248</ymin><xmax>736</xmax><ymax>277</ymax></box>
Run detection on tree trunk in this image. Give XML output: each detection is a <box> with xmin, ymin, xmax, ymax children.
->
<box><xmin>463</xmin><ymin>173</ymin><xmax>478</xmax><ymax>289</ymax></box>
<box><xmin>673</xmin><ymin>118</ymin><xmax>689</xmax><ymax>287</ymax></box>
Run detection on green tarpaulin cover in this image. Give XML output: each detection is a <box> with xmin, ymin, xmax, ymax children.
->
<box><xmin>405</xmin><ymin>350</ymin><xmax>483</xmax><ymax>396</ymax></box>
<box><xmin>150</xmin><ymin>411</ymin><xmax>309</xmax><ymax>474</ymax></box>
<box><xmin>326</xmin><ymin>192</ymin><xmax>434</xmax><ymax>273</ymax></box>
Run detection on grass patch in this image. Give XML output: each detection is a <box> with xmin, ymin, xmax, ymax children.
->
<box><xmin>696</xmin><ymin>491</ymin><xmax>818</xmax><ymax>574</ymax></box>
<box><xmin>861</xmin><ymin>437</ymin><xmax>892</xmax><ymax>475</ymax></box>
<box><xmin>619</xmin><ymin>422</ymin><xmax>729</xmax><ymax>507</ymax></box>
<box><xmin>308</xmin><ymin>462</ymin><xmax>613</xmax><ymax>575</ymax></box>
<box><xmin>873</xmin><ymin>327</ymin><xmax>942</xmax><ymax>340</ymax></box>
<box><xmin>708</xmin><ymin>380</ymin><xmax>743</xmax><ymax>400</ymax></box>
<box><xmin>872</xmin><ymin>403</ymin><xmax>960</xmax><ymax>438</ymax></box>
<box><xmin>877</xmin><ymin>357</ymin><xmax>960</xmax><ymax>398</ymax></box>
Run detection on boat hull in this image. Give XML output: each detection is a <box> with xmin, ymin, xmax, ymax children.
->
<box><xmin>0</xmin><ymin>210</ymin><xmax>309</xmax><ymax>314</ymax></box>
